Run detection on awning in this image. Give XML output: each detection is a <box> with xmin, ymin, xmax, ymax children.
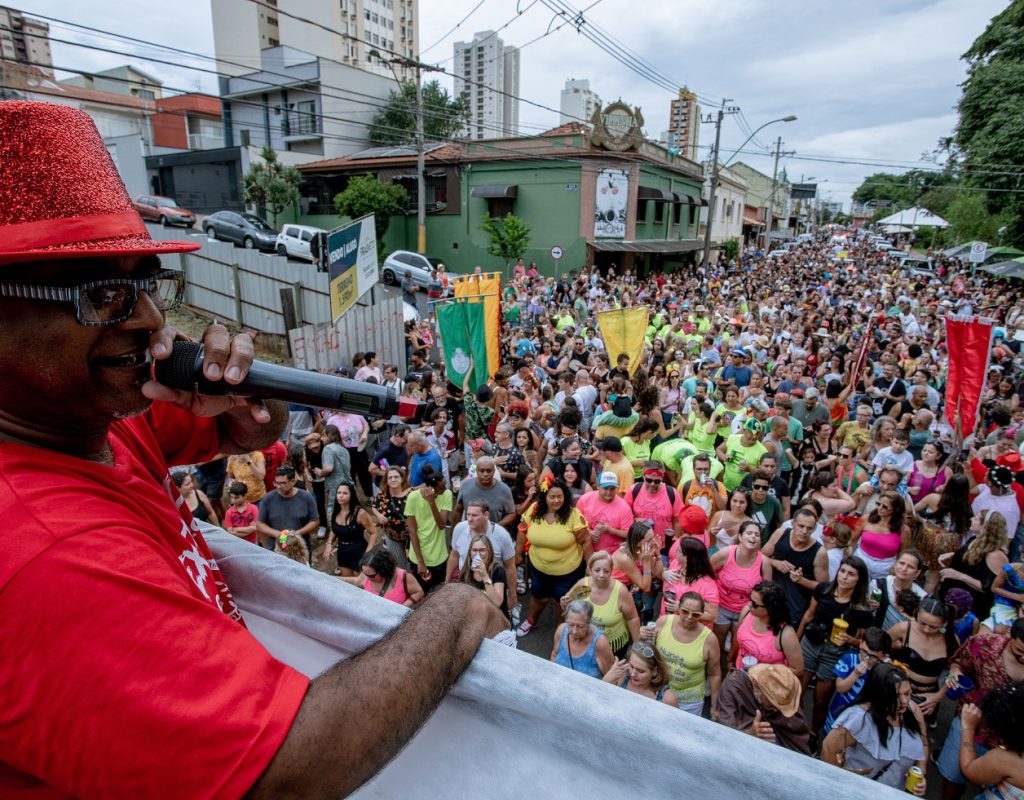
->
<box><xmin>742</xmin><ymin>213</ymin><xmax>763</xmax><ymax>226</ymax></box>
<box><xmin>587</xmin><ymin>239</ymin><xmax>705</xmax><ymax>254</ymax></box>
<box><xmin>673</xmin><ymin>192</ymin><xmax>708</xmax><ymax>206</ymax></box>
<box><xmin>470</xmin><ymin>184</ymin><xmax>518</xmax><ymax>199</ymax></box>
<box><xmin>637</xmin><ymin>186</ymin><xmax>674</xmax><ymax>201</ymax></box>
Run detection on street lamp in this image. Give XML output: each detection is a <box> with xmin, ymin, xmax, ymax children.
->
<box><xmin>369</xmin><ymin>48</ymin><xmax>432</xmax><ymax>255</ymax></box>
<box><xmin>702</xmin><ymin>114</ymin><xmax>795</xmax><ymax>269</ymax></box>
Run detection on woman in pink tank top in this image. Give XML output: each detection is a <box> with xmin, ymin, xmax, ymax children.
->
<box><xmin>710</xmin><ymin>521</ymin><xmax>771</xmax><ymax>656</ymax></box>
<box><xmin>852</xmin><ymin>490</ymin><xmax>908</xmax><ymax>581</ymax></box>
<box><xmin>343</xmin><ymin>549</ymin><xmax>424</xmax><ymax>607</ymax></box>
<box><xmin>731</xmin><ymin>580</ymin><xmax>803</xmax><ymax>674</ymax></box>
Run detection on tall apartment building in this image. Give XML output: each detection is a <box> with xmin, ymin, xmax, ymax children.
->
<box><xmin>211</xmin><ymin>0</ymin><xmax>419</xmax><ymax>78</ymax></box>
<box><xmin>668</xmin><ymin>87</ymin><xmax>699</xmax><ymax>161</ymax></box>
<box><xmin>559</xmin><ymin>78</ymin><xmax>601</xmax><ymax>125</ymax></box>
<box><xmin>0</xmin><ymin>7</ymin><xmax>52</xmax><ymax>76</ymax></box>
<box><xmin>453</xmin><ymin>31</ymin><xmax>520</xmax><ymax>139</ymax></box>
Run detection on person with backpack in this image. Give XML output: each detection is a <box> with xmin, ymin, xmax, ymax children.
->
<box><xmin>678</xmin><ymin>453</ymin><xmax>729</xmax><ymax>518</ymax></box>
<box><xmin>624</xmin><ymin>461</ymin><xmax>684</xmax><ymax>553</ymax></box>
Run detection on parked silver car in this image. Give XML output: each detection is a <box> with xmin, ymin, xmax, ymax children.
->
<box><xmin>380</xmin><ymin>250</ymin><xmax>446</xmax><ymax>290</ymax></box>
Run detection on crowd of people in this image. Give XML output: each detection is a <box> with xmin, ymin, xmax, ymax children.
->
<box><xmin>174</xmin><ymin>227</ymin><xmax>1024</xmax><ymax>796</ymax></box>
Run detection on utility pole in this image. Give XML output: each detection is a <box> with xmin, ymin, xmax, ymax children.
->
<box><xmin>414</xmin><ymin>65</ymin><xmax>426</xmax><ymax>254</ymax></box>
<box><xmin>700</xmin><ymin>100</ymin><xmax>737</xmax><ymax>270</ymax></box>
<box><xmin>764</xmin><ymin>136</ymin><xmax>794</xmax><ymax>249</ymax></box>
<box><xmin>371</xmin><ymin>50</ymin><xmax>436</xmax><ymax>254</ymax></box>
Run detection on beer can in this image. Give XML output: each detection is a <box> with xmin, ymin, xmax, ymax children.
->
<box><xmin>905</xmin><ymin>766</ymin><xmax>924</xmax><ymax>793</ymax></box>
<box><xmin>870</xmin><ymin>585</ymin><xmax>884</xmax><ymax>604</ymax></box>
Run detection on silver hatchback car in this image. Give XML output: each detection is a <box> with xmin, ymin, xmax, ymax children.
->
<box><xmin>380</xmin><ymin>250</ymin><xmax>447</xmax><ymax>290</ymax></box>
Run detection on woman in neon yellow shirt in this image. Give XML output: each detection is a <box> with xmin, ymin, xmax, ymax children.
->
<box><xmin>516</xmin><ymin>478</ymin><xmax>591</xmax><ymax>638</ymax></box>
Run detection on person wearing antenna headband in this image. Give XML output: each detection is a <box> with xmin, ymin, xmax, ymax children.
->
<box><xmin>0</xmin><ymin>102</ymin><xmax>507</xmax><ymax>798</ymax></box>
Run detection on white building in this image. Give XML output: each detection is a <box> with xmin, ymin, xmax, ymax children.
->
<box><xmin>210</xmin><ymin>0</ymin><xmax>419</xmax><ymax>78</ymax></box>
<box><xmin>453</xmin><ymin>31</ymin><xmax>520</xmax><ymax>139</ymax></box>
<box><xmin>61</xmin><ymin>65</ymin><xmax>164</xmax><ymax>101</ymax></box>
<box><xmin>700</xmin><ymin>164</ymin><xmax>747</xmax><ymax>257</ymax></box>
<box><xmin>0</xmin><ymin>7</ymin><xmax>52</xmax><ymax>76</ymax></box>
<box><xmin>222</xmin><ymin>46</ymin><xmax>395</xmax><ymax>159</ymax></box>
<box><xmin>559</xmin><ymin>78</ymin><xmax>601</xmax><ymax>125</ymax></box>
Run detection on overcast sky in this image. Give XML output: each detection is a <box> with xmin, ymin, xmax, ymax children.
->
<box><xmin>32</xmin><ymin>0</ymin><xmax>1008</xmax><ymax>207</ymax></box>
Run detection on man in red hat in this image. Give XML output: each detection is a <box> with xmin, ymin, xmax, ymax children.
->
<box><xmin>624</xmin><ymin>460</ymin><xmax>684</xmax><ymax>552</ymax></box>
<box><xmin>0</xmin><ymin>103</ymin><xmax>505</xmax><ymax>798</ymax></box>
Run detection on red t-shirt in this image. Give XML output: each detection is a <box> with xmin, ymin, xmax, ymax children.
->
<box><xmin>224</xmin><ymin>502</ymin><xmax>262</xmax><ymax>544</ymax></box>
<box><xmin>261</xmin><ymin>439</ymin><xmax>288</xmax><ymax>493</ymax></box>
<box><xmin>0</xmin><ymin>402</ymin><xmax>309</xmax><ymax>798</ymax></box>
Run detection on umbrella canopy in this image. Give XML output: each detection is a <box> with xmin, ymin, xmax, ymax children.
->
<box><xmin>875</xmin><ymin>207</ymin><xmax>949</xmax><ymax>228</ymax></box>
<box><xmin>980</xmin><ymin>257</ymin><xmax>1024</xmax><ymax>279</ymax></box>
<box><xmin>943</xmin><ymin>242</ymin><xmax>976</xmax><ymax>258</ymax></box>
<box><xmin>983</xmin><ymin>246</ymin><xmax>1024</xmax><ymax>264</ymax></box>
<box><xmin>880</xmin><ymin>224</ymin><xmax>914</xmax><ymax>234</ymax></box>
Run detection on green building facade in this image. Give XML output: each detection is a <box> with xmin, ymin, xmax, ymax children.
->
<box><xmin>297</xmin><ymin>123</ymin><xmax>708</xmax><ymax>278</ymax></box>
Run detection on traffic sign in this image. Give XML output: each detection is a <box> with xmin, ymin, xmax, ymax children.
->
<box><xmin>970</xmin><ymin>241</ymin><xmax>988</xmax><ymax>264</ymax></box>
<box><xmin>550</xmin><ymin>245</ymin><xmax>563</xmax><ymax>260</ymax></box>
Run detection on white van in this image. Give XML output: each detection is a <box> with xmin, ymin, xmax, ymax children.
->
<box><xmin>275</xmin><ymin>224</ymin><xmax>326</xmax><ymax>261</ymax></box>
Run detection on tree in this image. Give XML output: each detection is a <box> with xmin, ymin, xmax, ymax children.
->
<box><xmin>479</xmin><ymin>214</ymin><xmax>532</xmax><ymax>275</ymax></box>
<box><xmin>720</xmin><ymin>238</ymin><xmax>739</xmax><ymax>263</ymax></box>
<box><xmin>333</xmin><ymin>175</ymin><xmax>409</xmax><ymax>260</ymax></box>
<box><xmin>242</xmin><ymin>146</ymin><xmax>302</xmax><ymax>227</ymax></box>
<box><xmin>851</xmin><ymin>169</ymin><xmax>954</xmax><ymax>210</ymax></box>
<box><xmin>368</xmin><ymin>80</ymin><xmax>469</xmax><ymax>145</ymax></box>
<box><xmin>955</xmin><ymin>1</ymin><xmax>1024</xmax><ymax>244</ymax></box>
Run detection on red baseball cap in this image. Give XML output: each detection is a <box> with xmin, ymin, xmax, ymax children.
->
<box><xmin>679</xmin><ymin>505</ymin><xmax>709</xmax><ymax>535</ymax></box>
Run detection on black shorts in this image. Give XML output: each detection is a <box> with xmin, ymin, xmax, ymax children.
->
<box><xmin>527</xmin><ymin>558</ymin><xmax>586</xmax><ymax>600</ymax></box>
<box><xmin>411</xmin><ymin>561</ymin><xmax>447</xmax><ymax>594</ymax></box>
<box><xmin>194</xmin><ymin>459</ymin><xmax>227</xmax><ymax>499</ymax></box>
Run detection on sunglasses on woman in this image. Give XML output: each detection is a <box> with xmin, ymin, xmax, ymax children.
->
<box><xmin>631</xmin><ymin>643</ymin><xmax>654</xmax><ymax>657</ymax></box>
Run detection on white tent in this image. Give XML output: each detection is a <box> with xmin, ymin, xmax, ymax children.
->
<box><xmin>876</xmin><ymin>207</ymin><xmax>949</xmax><ymax>228</ymax></box>
<box><xmin>879</xmin><ymin>224</ymin><xmax>914</xmax><ymax>234</ymax></box>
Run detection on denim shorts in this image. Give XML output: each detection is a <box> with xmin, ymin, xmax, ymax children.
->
<box><xmin>528</xmin><ymin>558</ymin><xmax>586</xmax><ymax>600</ymax></box>
<box><xmin>800</xmin><ymin>637</ymin><xmax>847</xmax><ymax>681</ymax></box>
<box><xmin>936</xmin><ymin>715</ymin><xmax>989</xmax><ymax>784</ymax></box>
<box><xmin>716</xmin><ymin>606</ymin><xmax>742</xmax><ymax>625</ymax></box>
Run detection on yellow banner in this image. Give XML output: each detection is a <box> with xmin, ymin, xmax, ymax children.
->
<box><xmin>453</xmin><ymin>272</ymin><xmax>501</xmax><ymax>379</ymax></box>
<box><xmin>597</xmin><ymin>306</ymin><xmax>649</xmax><ymax>377</ymax></box>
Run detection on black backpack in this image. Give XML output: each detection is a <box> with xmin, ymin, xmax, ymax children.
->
<box><xmin>631</xmin><ymin>482</ymin><xmax>676</xmax><ymax>505</ymax></box>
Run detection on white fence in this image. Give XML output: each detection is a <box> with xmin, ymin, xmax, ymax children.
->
<box><xmin>288</xmin><ymin>296</ymin><xmax>407</xmax><ymax>373</ymax></box>
<box><xmin>150</xmin><ymin>223</ymin><xmax>406</xmax><ymax>372</ymax></box>
<box><xmin>150</xmin><ymin>224</ymin><xmax>331</xmax><ymax>335</ymax></box>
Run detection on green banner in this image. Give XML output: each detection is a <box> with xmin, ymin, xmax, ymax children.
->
<box><xmin>437</xmin><ymin>300</ymin><xmax>489</xmax><ymax>392</ymax></box>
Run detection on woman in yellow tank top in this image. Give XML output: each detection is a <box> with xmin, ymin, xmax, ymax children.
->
<box><xmin>647</xmin><ymin>591</ymin><xmax>722</xmax><ymax>715</ymax></box>
<box><xmin>560</xmin><ymin>551</ymin><xmax>640</xmax><ymax>656</ymax></box>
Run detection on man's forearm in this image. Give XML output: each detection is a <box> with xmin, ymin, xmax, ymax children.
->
<box><xmin>247</xmin><ymin>585</ymin><xmax>498</xmax><ymax>799</ymax></box>
<box><xmin>218</xmin><ymin>400</ymin><xmax>289</xmax><ymax>454</ymax></box>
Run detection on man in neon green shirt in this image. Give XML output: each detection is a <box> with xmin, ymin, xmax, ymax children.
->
<box><xmin>717</xmin><ymin>418</ymin><xmax>767</xmax><ymax>491</ymax></box>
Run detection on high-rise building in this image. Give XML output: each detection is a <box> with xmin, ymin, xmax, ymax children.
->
<box><xmin>0</xmin><ymin>7</ymin><xmax>52</xmax><ymax>76</ymax></box>
<box><xmin>453</xmin><ymin>31</ymin><xmax>520</xmax><ymax>139</ymax></box>
<box><xmin>559</xmin><ymin>78</ymin><xmax>601</xmax><ymax>125</ymax></box>
<box><xmin>668</xmin><ymin>87</ymin><xmax>699</xmax><ymax>161</ymax></box>
<box><xmin>210</xmin><ymin>0</ymin><xmax>419</xmax><ymax>78</ymax></box>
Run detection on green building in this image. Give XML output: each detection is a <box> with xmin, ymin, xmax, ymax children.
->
<box><xmin>296</xmin><ymin>115</ymin><xmax>708</xmax><ymax>278</ymax></box>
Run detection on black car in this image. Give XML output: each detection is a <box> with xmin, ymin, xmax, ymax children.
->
<box><xmin>203</xmin><ymin>211</ymin><xmax>278</xmax><ymax>251</ymax></box>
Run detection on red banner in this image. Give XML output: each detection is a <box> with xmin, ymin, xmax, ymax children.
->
<box><xmin>944</xmin><ymin>316</ymin><xmax>994</xmax><ymax>433</ymax></box>
<box><xmin>849</xmin><ymin>317</ymin><xmax>874</xmax><ymax>390</ymax></box>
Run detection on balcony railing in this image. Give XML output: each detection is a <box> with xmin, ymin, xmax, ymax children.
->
<box><xmin>187</xmin><ymin>132</ymin><xmax>224</xmax><ymax>151</ymax></box>
<box><xmin>282</xmin><ymin>111</ymin><xmax>322</xmax><ymax>137</ymax></box>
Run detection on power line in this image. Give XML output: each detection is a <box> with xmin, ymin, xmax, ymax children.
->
<box><xmin>419</xmin><ymin>0</ymin><xmax>490</xmax><ymax>57</ymax></box>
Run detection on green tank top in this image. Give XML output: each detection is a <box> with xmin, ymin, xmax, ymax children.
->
<box><xmin>585</xmin><ymin>577</ymin><xmax>630</xmax><ymax>653</ymax></box>
<box><xmin>656</xmin><ymin>621</ymin><xmax>710</xmax><ymax>704</ymax></box>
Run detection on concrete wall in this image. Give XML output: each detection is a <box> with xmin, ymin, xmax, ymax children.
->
<box><xmin>104</xmin><ymin>134</ymin><xmax>149</xmax><ymax>199</ymax></box>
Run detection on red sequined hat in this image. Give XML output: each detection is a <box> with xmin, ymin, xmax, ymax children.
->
<box><xmin>0</xmin><ymin>101</ymin><xmax>201</xmax><ymax>266</ymax></box>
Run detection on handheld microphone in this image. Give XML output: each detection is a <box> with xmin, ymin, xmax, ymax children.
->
<box><xmin>155</xmin><ymin>341</ymin><xmax>426</xmax><ymax>422</ymax></box>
